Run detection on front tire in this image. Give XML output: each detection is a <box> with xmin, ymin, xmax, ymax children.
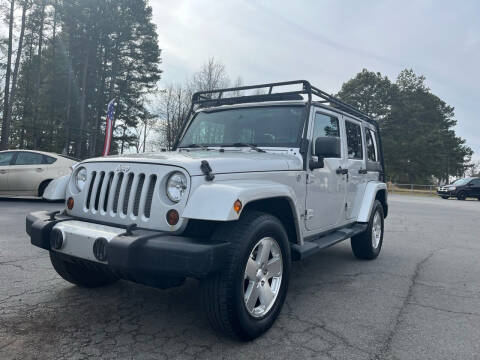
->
<box><xmin>50</xmin><ymin>251</ymin><xmax>118</xmax><ymax>288</ymax></box>
<box><xmin>351</xmin><ymin>200</ymin><xmax>384</xmax><ymax>260</ymax></box>
<box><xmin>441</xmin><ymin>196</ymin><xmax>449</xmax><ymax>199</ymax></box>
<box><xmin>457</xmin><ymin>191</ymin><xmax>467</xmax><ymax>200</ymax></box>
<box><xmin>201</xmin><ymin>211</ymin><xmax>291</xmax><ymax>341</ymax></box>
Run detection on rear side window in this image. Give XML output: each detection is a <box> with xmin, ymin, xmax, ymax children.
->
<box><xmin>44</xmin><ymin>156</ymin><xmax>57</xmax><ymax>164</ymax></box>
<box><xmin>313</xmin><ymin>113</ymin><xmax>339</xmax><ymax>138</ymax></box>
<box><xmin>14</xmin><ymin>152</ymin><xmax>45</xmax><ymax>165</ymax></box>
<box><xmin>0</xmin><ymin>152</ymin><xmax>14</xmax><ymax>166</ymax></box>
<box><xmin>366</xmin><ymin>129</ymin><xmax>378</xmax><ymax>162</ymax></box>
<box><xmin>345</xmin><ymin>121</ymin><xmax>363</xmax><ymax>160</ymax></box>
<box><xmin>470</xmin><ymin>179</ymin><xmax>480</xmax><ymax>186</ymax></box>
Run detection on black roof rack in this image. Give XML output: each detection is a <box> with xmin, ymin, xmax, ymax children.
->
<box><xmin>190</xmin><ymin>80</ymin><xmax>377</xmax><ymax>126</ymax></box>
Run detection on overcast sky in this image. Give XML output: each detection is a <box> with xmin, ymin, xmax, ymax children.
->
<box><xmin>150</xmin><ymin>0</ymin><xmax>480</xmax><ymax>161</ymax></box>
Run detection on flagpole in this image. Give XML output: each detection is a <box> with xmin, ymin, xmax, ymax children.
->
<box><xmin>102</xmin><ymin>99</ymin><xmax>115</xmax><ymax>156</ymax></box>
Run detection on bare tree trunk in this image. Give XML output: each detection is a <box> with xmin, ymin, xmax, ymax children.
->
<box><xmin>5</xmin><ymin>1</ymin><xmax>29</xmax><ymax>138</ymax></box>
<box><xmin>50</xmin><ymin>0</ymin><xmax>57</xmax><ymax>148</ymax></box>
<box><xmin>76</xmin><ymin>46</ymin><xmax>90</xmax><ymax>158</ymax></box>
<box><xmin>143</xmin><ymin>120</ymin><xmax>147</xmax><ymax>152</ymax></box>
<box><xmin>64</xmin><ymin>68</ymin><xmax>72</xmax><ymax>154</ymax></box>
<box><xmin>0</xmin><ymin>0</ymin><xmax>15</xmax><ymax>150</ymax></box>
<box><xmin>32</xmin><ymin>0</ymin><xmax>46</xmax><ymax>149</ymax></box>
<box><xmin>91</xmin><ymin>46</ymin><xmax>107</xmax><ymax>157</ymax></box>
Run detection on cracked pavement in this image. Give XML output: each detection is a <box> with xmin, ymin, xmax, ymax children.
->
<box><xmin>1</xmin><ymin>195</ymin><xmax>480</xmax><ymax>359</ymax></box>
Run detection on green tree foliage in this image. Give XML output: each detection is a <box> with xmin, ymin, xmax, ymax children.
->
<box><xmin>2</xmin><ymin>0</ymin><xmax>161</xmax><ymax>158</ymax></box>
<box><xmin>338</xmin><ymin>69</ymin><xmax>472</xmax><ymax>183</ymax></box>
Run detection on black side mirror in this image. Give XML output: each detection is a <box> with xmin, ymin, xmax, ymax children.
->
<box><xmin>314</xmin><ymin>136</ymin><xmax>341</xmax><ymax>158</ymax></box>
<box><xmin>310</xmin><ymin>137</ymin><xmax>341</xmax><ymax>170</ymax></box>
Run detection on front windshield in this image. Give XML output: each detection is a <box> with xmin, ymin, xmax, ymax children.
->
<box><xmin>452</xmin><ymin>178</ymin><xmax>470</xmax><ymax>186</ymax></box>
<box><xmin>178</xmin><ymin>106</ymin><xmax>306</xmax><ymax>148</ymax></box>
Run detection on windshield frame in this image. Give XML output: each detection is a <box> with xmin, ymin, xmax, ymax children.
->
<box><xmin>176</xmin><ymin>104</ymin><xmax>308</xmax><ymax>149</ymax></box>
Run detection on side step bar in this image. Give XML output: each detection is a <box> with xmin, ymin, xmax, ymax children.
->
<box><xmin>291</xmin><ymin>223</ymin><xmax>368</xmax><ymax>261</ymax></box>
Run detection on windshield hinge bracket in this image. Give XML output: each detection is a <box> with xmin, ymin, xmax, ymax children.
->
<box><xmin>200</xmin><ymin>160</ymin><xmax>215</xmax><ymax>181</ymax></box>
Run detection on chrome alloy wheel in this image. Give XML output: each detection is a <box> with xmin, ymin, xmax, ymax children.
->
<box><xmin>243</xmin><ymin>237</ymin><xmax>283</xmax><ymax>318</ymax></box>
<box><xmin>372</xmin><ymin>211</ymin><xmax>382</xmax><ymax>249</ymax></box>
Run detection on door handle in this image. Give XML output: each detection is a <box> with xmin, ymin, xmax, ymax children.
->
<box><xmin>0</xmin><ymin>170</ymin><xmax>7</xmax><ymax>174</ymax></box>
<box><xmin>36</xmin><ymin>168</ymin><xmax>45</xmax><ymax>172</ymax></box>
<box><xmin>358</xmin><ymin>168</ymin><xmax>368</xmax><ymax>174</ymax></box>
<box><xmin>336</xmin><ymin>167</ymin><xmax>348</xmax><ymax>175</ymax></box>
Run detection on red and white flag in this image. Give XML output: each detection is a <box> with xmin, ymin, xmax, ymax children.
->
<box><xmin>102</xmin><ymin>99</ymin><xmax>115</xmax><ymax>156</ymax></box>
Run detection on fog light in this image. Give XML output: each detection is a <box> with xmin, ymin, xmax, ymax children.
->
<box><xmin>166</xmin><ymin>209</ymin><xmax>179</xmax><ymax>226</ymax></box>
<box><xmin>50</xmin><ymin>229</ymin><xmax>64</xmax><ymax>250</ymax></box>
<box><xmin>93</xmin><ymin>237</ymin><xmax>108</xmax><ymax>262</ymax></box>
<box><xmin>67</xmin><ymin>197</ymin><xmax>74</xmax><ymax>210</ymax></box>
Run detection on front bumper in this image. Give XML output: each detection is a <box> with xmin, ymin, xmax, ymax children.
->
<box><xmin>26</xmin><ymin>211</ymin><xmax>229</xmax><ymax>280</ymax></box>
<box><xmin>437</xmin><ymin>190</ymin><xmax>454</xmax><ymax>197</ymax></box>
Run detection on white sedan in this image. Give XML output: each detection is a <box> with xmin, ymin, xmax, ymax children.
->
<box><xmin>0</xmin><ymin>150</ymin><xmax>77</xmax><ymax>197</ymax></box>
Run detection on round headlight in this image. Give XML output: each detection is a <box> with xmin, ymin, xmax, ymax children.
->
<box><xmin>166</xmin><ymin>172</ymin><xmax>187</xmax><ymax>202</ymax></box>
<box><xmin>74</xmin><ymin>167</ymin><xmax>87</xmax><ymax>191</ymax></box>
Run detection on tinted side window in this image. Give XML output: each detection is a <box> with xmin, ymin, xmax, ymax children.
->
<box><xmin>0</xmin><ymin>152</ymin><xmax>14</xmax><ymax>166</ymax></box>
<box><xmin>345</xmin><ymin>121</ymin><xmax>363</xmax><ymax>160</ymax></box>
<box><xmin>14</xmin><ymin>152</ymin><xmax>45</xmax><ymax>165</ymax></box>
<box><xmin>44</xmin><ymin>155</ymin><xmax>57</xmax><ymax>164</ymax></box>
<box><xmin>313</xmin><ymin>113</ymin><xmax>339</xmax><ymax>139</ymax></box>
<box><xmin>366</xmin><ymin>129</ymin><xmax>378</xmax><ymax>162</ymax></box>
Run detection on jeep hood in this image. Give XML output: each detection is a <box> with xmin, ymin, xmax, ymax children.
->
<box><xmin>82</xmin><ymin>150</ymin><xmax>303</xmax><ymax>176</ymax></box>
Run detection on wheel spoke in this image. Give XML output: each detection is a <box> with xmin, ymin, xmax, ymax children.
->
<box><xmin>266</xmin><ymin>256</ymin><xmax>282</xmax><ymax>277</ymax></box>
<box><xmin>258</xmin><ymin>238</ymin><xmax>272</xmax><ymax>265</ymax></box>
<box><xmin>245</xmin><ymin>256</ymin><xmax>259</xmax><ymax>280</ymax></box>
<box><xmin>259</xmin><ymin>282</ymin><xmax>274</xmax><ymax>306</ymax></box>
<box><xmin>244</xmin><ymin>283</ymin><xmax>260</xmax><ymax>313</ymax></box>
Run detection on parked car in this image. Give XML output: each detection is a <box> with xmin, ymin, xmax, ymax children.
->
<box><xmin>437</xmin><ymin>177</ymin><xmax>480</xmax><ymax>200</ymax></box>
<box><xmin>26</xmin><ymin>80</ymin><xmax>388</xmax><ymax>340</ymax></box>
<box><xmin>0</xmin><ymin>150</ymin><xmax>77</xmax><ymax>197</ymax></box>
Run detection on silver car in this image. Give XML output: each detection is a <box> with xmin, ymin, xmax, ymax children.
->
<box><xmin>0</xmin><ymin>150</ymin><xmax>76</xmax><ymax>197</ymax></box>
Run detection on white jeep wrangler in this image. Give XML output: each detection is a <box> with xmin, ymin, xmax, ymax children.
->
<box><xmin>26</xmin><ymin>81</ymin><xmax>388</xmax><ymax>340</ymax></box>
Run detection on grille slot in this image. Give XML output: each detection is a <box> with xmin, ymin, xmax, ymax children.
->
<box><xmin>94</xmin><ymin>172</ymin><xmax>105</xmax><ymax>210</ymax></box>
<box><xmin>122</xmin><ymin>173</ymin><xmax>134</xmax><ymax>215</ymax></box>
<box><xmin>103</xmin><ymin>172</ymin><xmax>114</xmax><ymax>212</ymax></box>
<box><xmin>133</xmin><ymin>174</ymin><xmax>145</xmax><ymax>216</ymax></box>
<box><xmin>86</xmin><ymin>171</ymin><xmax>97</xmax><ymax>209</ymax></box>
<box><xmin>112</xmin><ymin>173</ymin><xmax>124</xmax><ymax>213</ymax></box>
<box><xmin>144</xmin><ymin>175</ymin><xmax>157</xmax><ymax>218</ymax></box>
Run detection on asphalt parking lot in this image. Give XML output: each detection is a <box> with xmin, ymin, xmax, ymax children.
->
<box><xmin>1</xmin><ymin>195</ymin><xmax>479</xmax><ymax>360</ymax></box>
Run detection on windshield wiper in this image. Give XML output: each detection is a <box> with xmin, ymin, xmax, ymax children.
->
<box><xmin>178</xmin><ymin>143</ymin><xmax>210</xmax><ymax>150</ymax></box>
<box><xmin>226</xmin><ymin>143</ymin><xmax>266</xmax><ymax>153</ymax></box>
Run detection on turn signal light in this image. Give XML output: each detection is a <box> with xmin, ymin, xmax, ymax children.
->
<box><xmin>166</xmin><ymin>209</ymin><xmax>179</xmax><ymax>226</ymax></box>
<box><xmin>233</xmin><ymin>199</ymin><xmax>242</xmax><ymax>214</ymax></box>
<box><xmin>67</xmin><ymin>197</ymin><xmax>74</xmax><ymax>210</ymax></box>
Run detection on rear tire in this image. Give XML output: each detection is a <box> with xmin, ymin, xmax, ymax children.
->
<box><xmin>457</xmin><ymin>191</ymin><xmax>466</xmax><ymax>200</ymax></box>
<box><xmin>201</xmin><ymin>211</ymin><xmax>291</xmax><ymax>341</ymax></box>
<box><xmin>50</xmin><ymin>251</ymin><xmax>118</xmax><ymax>288</ymax></box>
<box><xmin>441</xmin><ymin>196</ymin><xmax>449</xmax><ymax>199</ymax></box>
<box><xmin>351</xmin><ymin>200</ymin><xmax>384</xmax><ymax>260</ymax></box>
